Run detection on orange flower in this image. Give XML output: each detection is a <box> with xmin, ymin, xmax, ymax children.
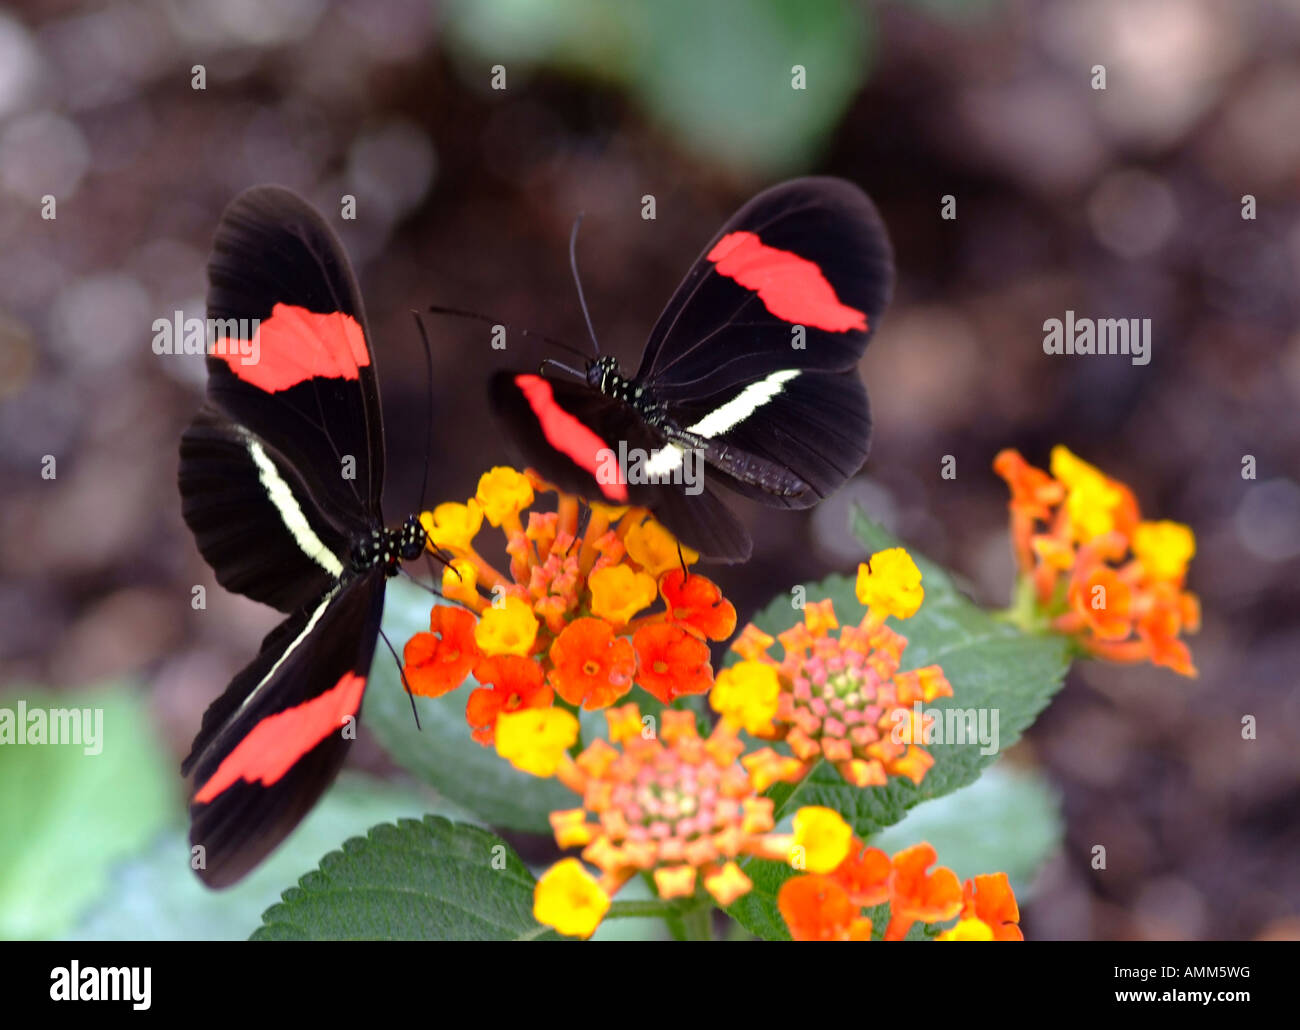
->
<box><xmin>632</xmin><ymin>622</ymin><xmax>712</xmax><ymax>704</ymax></box>
<box><xmin>1067</xmin><ymin>564</ymin><xmax>1133</xmax><ymax>640</ymax></box>
<box><xmin>953</xmin><ymin>873</ymin><xmax>1023</xmax><ymax>942</ymax></box>
<box><xmin>778</xmin><ymin>875</ymin><xmax>871</xmax><ymax>942</ymax></box>
<box><xmin>885</xmin><ymin>843</ymin><xmax>964</xmax><ymax>940</ymax></box>
<box><xmin>548</xmin><ymin>617</ymin><xmax>636</xmax><ymax>709</ymax></box>
<box><xmin>466</xmin><ymin>654</ymin><xmax>552</xmax><ymax>745</ymax></box>
<box><xmin>402</xmin><ymin>607</ymin><xmax>481</xmax><ymax>697</ymax></box>
<box><xmin>658</xmin><ymin>569</ymin><xmax>737</xmax><ymax>641</ymax></box>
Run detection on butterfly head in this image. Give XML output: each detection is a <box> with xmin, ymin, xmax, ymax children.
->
<box><xmin>397</xmin><ymin>514</ymin><xmax>427</xmax><ymax>562</ymax></box>
<box><xmin>588</xmin><ymin>354</ymin><xmax>621</xmax><ymax>391</ymax></box>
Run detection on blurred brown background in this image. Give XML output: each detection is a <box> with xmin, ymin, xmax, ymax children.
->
<box><xmin>0</xmin><ymin>0</ymin><xmax>1297</xmax><ymax>940</ymax></box>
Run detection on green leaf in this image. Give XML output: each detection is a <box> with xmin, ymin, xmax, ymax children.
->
<box><xmin>728</xmin><ymin>510</ymin><xmax>1071</xmax><ymax>938</ymax></box>
<box><xmin>365</xmin><ymin>579</ymin><xmax>580</xmax><ymax>833</ymax></box>
<box><xmin>443</xmin><ymin>0</ymin><xmax>872</xmax><ymax>175</ymax></box>
<box><xmin>253</xmin><ymin>815</ymin><xmax>559</xmax><ymax>940</ymax></box>
<box><xmin>69</xmin><ymin>774</ymin><xmax>458</xmax><ymax>941</ymax></box>
<box><xmin>0</xmin><ymin>684</ymin><xmax>174</xmax><ymax>939</ymax></box>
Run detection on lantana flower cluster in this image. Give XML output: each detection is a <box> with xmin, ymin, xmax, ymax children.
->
<box><xmin>995</xmin><ymin>447</ymin><xmax>1200</xmax><ymax>676</ymax></box>
<box><xmin>513</xmin><ymin>703</ymin><xmax>840</xmax><ymax>937</ymax></box>
<box><xmin>711</xmin><ymin>548</ymin><xmax>953</xmax><ymax>791</ymax></box>
<box><xmin>400</xmin><ymin>467</ymin><xmax>736</xmax><ymax>744</ymax></box>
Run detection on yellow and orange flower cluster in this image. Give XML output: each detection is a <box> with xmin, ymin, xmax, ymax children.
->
<box><xmin>710</xmin><ymin>548</ymin><xmax>953</xmax><ymax>790</ymax></box>
<box><xmin>779</xmin><ymin>839</ymin><xmax>1022</xmax><ymax>941</ymax></box>
<box><xmin>496</xmin><ymin>702</ymin><xmax>854</xmax><ymax>937</ymax></box>
<box><xmin>401</xmin><ymin>468</ymin><xmax>736</xmax><ymax>743</ymax></box>
<box><xmin>995</xmin><ymin>447</ymin><xmax>1200</xmax><ymax>676</ymax></box>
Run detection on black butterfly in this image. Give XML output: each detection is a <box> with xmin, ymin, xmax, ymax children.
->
<box><xmin>489</xmin><ymin>177</ymin><xmax>894</xmax><ymax>561</ymax></box>
<box><xmin>177</xmin><ymin>186</ymin><xmax>426</xmax><ymax>886</ymax></box>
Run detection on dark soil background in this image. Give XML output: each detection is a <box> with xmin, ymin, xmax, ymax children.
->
<box><xmin>1</xmin><ymin>0</ymin><xmax>1297</xmax><ymax>940</ymax></box>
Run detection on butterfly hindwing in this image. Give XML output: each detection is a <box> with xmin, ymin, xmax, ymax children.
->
<box><xmin>179</xmin><ymin>406</ymin><xmax>350</xmax><ymax>613</ymax></box>
<box><xmin>664</xmin><ymin>367</ymin><xmax>872</xmax><ymax>509</ymax></box>
<box><xmin>182</xmin><ymin>570</ymin><xmax>386</xmax><ymax>888</ymax></box>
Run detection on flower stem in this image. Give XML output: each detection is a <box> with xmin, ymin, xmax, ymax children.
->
<box><xmin>993</xmin><ymin>575</ymin><xmax>1050</xmax><ymax>634</ymax></box>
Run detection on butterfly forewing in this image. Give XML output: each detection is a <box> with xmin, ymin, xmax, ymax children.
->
<box><xmin>637</xmin><ymin>177</ymin><xmax>893</xmax><ymax>399</ymax></box>
<box><xmin>202</xmin><ymin>185</ymin><xmax>386</xmax><ymax>527</ymax></box>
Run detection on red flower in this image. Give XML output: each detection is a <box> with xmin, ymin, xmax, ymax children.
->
<box><xmin>548</xmin><ymin>617</ymin><xmax>636</xmax><ymax>709</ymax></box>
<box><xmin>632</xmin><ymin>623</ymin><xmax>712</xmax><ymax>704</ymax></box>
<box><xmin>466</xmin><ymin>655</ymin><xmax>552</xmax><ymax>745</ymax></box>
<box><xmin>403</xmin><ymin>607</ymin><xmax>481</xmax><ymax>697</ymax></box>
<box><xmin>659</xmin><ymin>569</ymin><xmax>737</xmax><ymax>641</ymax></box>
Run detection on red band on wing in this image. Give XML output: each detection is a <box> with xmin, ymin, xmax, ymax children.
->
<box><xmin>193</xmin><ymin>671</ymin><xmax>366</xmax><ymax>803</ymax></box>
<box><xmin>215</xmin><ymin>303</ymin><xmax>370</xmax><ymax>392</ymax></box>
<box><xmin>515</xmin><ymin>374</ymin><xmax>629</xmax><ymax>502</ymax></box>
<box><xmin>706</xmin><ymin>231</ymin><xmax>867</xmax><ymax>333</ymax></box>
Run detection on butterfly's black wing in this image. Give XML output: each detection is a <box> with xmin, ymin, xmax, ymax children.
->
<box><xmin>182</xmin><ymin>569</ymin><xmax>385</xmax><ymax>888</ymax></box>
<box><xmin>638</xmin><ymin>178</ymin><xmax>891</xmax><ymax>507</ymax></box>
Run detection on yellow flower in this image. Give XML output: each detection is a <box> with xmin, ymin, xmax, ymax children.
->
<box><xmin>792</xmin><ymin>806</ymin><xmax>853</xmax><ymax>874</ymax></box>
<box><xmin>710</xmin><ymin>661</ymin><xmax>781</xmax><ymax>736</ymax></box>
<box><xmin>474</xmin><ymin>595</ymin><xmax>539</xmax><ymax>656</ymax></box>
<box><xmin>440</xmin><ymin>558</ymin><xmax>479</xmax><ymax>606</ymax></box>
<box><xmin>476</xmin><ymin>467</ymin><xmax>534</xmax><ymax>528</ymax></box>
<box><xmin>495</xmin><ymin>706</ymin><xmax>579</xmax><ymax>777</ymax></box>
<box><xmin>422</xmin><ymin>500</ymin><xmax>483</xmax><ymax>552</ymax></box>
<box><xmin>624</xmin><ymin>515</ymin><xmax>699</xmax><ymax>576</ymax></box>
<box><xmin>1133</xmin><ymin>520</ymin><xmax>1195</xmax><ymax>582</ymax></box>
<box><xmin>938</xmin><ymin>918</ymin><xmax>997</xmax><ymax>941</ymax></box>
<box><xmin>533</xmin><ymin>858</ymin><xmax>610</xmax><ymax>939</ymax></box>
<box><xmin>1050</xmin><ymin>446</ymin><xmax>1123</xmax><ymax>542</ymax></box>
<box><xmin>588</xmin><ymin>564</ymin><xmax>657</xmax><ymax>625</ymax></box>
<box><xmin>855</xmin><ymin>547</ymin><xmax>924</xmax><ymax>620</ymax></box>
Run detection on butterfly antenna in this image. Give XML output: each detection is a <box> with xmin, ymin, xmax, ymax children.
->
<box><xmin>540</xmin><ymin>356</ymin><xmax>587</xmax><ymax>381</ymax></box>
<box><xmin>411</xmin><ymin>311</ymin><xmax>436</xmax><ymax>514</ymax></box>
<box><xmin>676</xmin><ymin>540</ymin><xmax>690</xmax><ymax>583</ymax></box>
<box><xmin>426</xmin><ymin>304</ymin><xmax>591</xmax><ymax>364</ymax></box>
<box><xmin>378</xmin><ymin>626</ymin><xmax>421</xmax><ymax>731</ymax></box>
<box><xmin>569</xmin><ymin>214</ymin><xmax>600</xmax><ymax>356</ymax></box>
